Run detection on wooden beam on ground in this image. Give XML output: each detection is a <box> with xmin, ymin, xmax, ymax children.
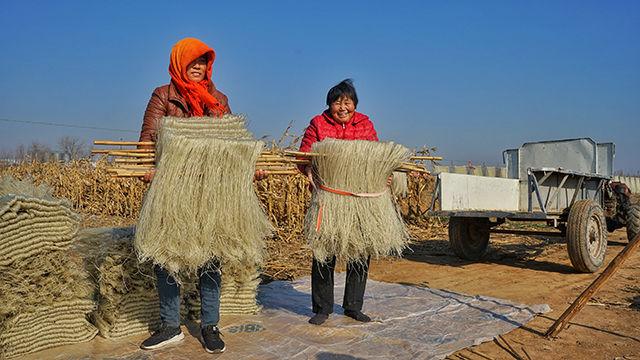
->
<box><xmin>545</xmin><ymin>232</ymin><xmax>640</xmax><ymax>338</ymax></box>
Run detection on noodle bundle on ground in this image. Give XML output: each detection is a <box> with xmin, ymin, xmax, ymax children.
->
<box><xmin>134</xmin><ymin>115</ymin><xmax>272</xmax><ymax>278</ymax></box>
<box><xmin>185</xmin><ymin>262</ymin><xmax>262</xmax><ymax>316</ymax></box>
<box><xmin>82</xmin><ymin>226</ymin><xmax>262</xmax><ymax>339</ymax></box>
<box><xmin>0</xmin><ymin>176</ymin><xmax>80</xmax><ymax>266</ymax></box>
<box><xmin>0</xmin><ymin>177</ymin><xmax>96</xmax><ymax>359</ymax></box>
<box><xmin>77</xmin><ymin>227</ymin><xmax>159</xmax><ymax>339</ymax></box>
<box><xmin>304</xmin><ymin>139</ymin><xmax>411</xmax><ymax>264</ymax></box>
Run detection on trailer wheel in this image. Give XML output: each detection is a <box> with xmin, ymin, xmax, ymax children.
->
<box><xmin>627</xmin><ymin>204</ymin><xmax>640</xmax><ymax>242</ymax></box>
<box><xmin>566</xmin><ymin>200</ymin><xmax>607</xmax><ymax>273</ymax></box>
<box><xmin>449</xmin><ymin>217</ymin><xmax>490</xmax><ymax>260</ymax></box>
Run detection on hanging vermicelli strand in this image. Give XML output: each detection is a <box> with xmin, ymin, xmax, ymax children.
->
<box><xmin>303</xmin><ymin>139</ymin><xmax>411</xmax><ymax>265</ymax></box>
<box><xmin>391</xmin><ymin>171</ymin><xmax>409</xmax><ymax>198</ymax></box>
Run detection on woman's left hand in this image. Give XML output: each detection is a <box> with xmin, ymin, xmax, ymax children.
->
<box><xmin>387</xmin><ymin>175</ymin><xmax>393</xmax><ymax>186</ymax></box>
<box><xmin>409</xmin><ymin>170</ymin><xmax>430</xmax><ymax>179</ymax></box>
<box><xmin>254</xmin><ymin>169</ymin><xmax>268</xmax><ymax>181</ymax></box>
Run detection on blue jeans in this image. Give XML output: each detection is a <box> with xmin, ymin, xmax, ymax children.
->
<box><xmin>155</xmin><ymin>261</ymin><xmax>221</xmax><ymax>328</ymax></box>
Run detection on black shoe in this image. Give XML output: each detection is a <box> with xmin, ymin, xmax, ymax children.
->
<box><xmin>202</xmin><ymin>325</ymin><xmax>226</xmax><ymax>353</ymax></box>
<box><xmin>344</xmin><ymin>310</ymin><xmax>371</xmax><ymax>323</ymax></box>
<box><xmin>140</xmin><ymin>324</ymin><xmax>184</xmax><ymax>350</ymax></box>
<box><xmin>308</xmin><ymin>313</ymin><xmax>329</xmax><ymax>325</ymax></box>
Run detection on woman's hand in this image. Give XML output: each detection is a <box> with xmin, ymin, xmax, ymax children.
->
<box><xmin>409</xmin><ymin>170</ymin><xmax>430</xmax><ymax>179</ymax></box>
<box><xmin>254</xmin><ymin>169</ymin><xmax>268</xmax><ymax>181</ymax></box>
<box><xmin>141</xmin><ymin>168</ymin><xmax>156</xmax><ymax>183</ymax></box>
<box><xmin>387</xmin><ymin>175</ymin><xmax>393</xmax><ymax>186</ymax></box>
<box><xmin>305</xmin><ymin>164</ymin><xmax>316</xmax><ymax>189</ymax></box>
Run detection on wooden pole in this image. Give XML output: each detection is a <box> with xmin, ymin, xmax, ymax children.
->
<box><xmin>284</xmin><ymin>150</ymin><xmax>322</xmax><ymax>157</ymax></box>
<box><xmin>93</xmin><ymin>142</ymin><xmax>442</xmax><ymax>162</ymax></box>
<box><xmin>409</xmin><ymin>155</ymin><xmax>443</xmax><ymax>161</ymax></box>
<box><xmin>104</xmin><ymin>151</ymin><xmax>155</xmax><ymax>158</ymax></box>
<box><xmin>91</xmin><ymin>149</ymin><xmax>155</xmax><ymax>154</ymax></box>
<box><xmin>545</xmin><ymin>232</ymin><xmax>640</xmax><ymax>338</ymax></box>
<box><xmin>264</xmin><ymin>170</ymin><xmax>298</xmax><ymax>175</ymax></box>
<box><xmin>284</xmin><ymin>150</ymin><xmax>442</xmax><ymax>161</ymax></box>
<box><xmin>104</xmin><ymin>162</ymin><xmax>427</xmax><ymax>173</ymax></box>
<box><xmin>114</xmin><ymin>158</ymin><xmax>156</xmax><ymax>164</ymax></box>
<box><xmin>94</xmin><ymin>140</ymin><xmax>155</xmax><ymax>146</ymax></box>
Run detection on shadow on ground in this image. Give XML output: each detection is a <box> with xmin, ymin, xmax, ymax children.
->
<box><xmin>402</xmin><ymin>235</ymin><xmax>578</xmax><ymax>274</ymax></box>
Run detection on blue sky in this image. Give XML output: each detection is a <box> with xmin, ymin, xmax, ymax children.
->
<box><xmin>1</xmin><ymin>1</ymin><xmax>638</xmax><ymax>172</ymax></box>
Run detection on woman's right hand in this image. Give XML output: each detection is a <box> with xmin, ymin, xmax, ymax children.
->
<box><xmin>141</xmin><ymin>168</ymin><xmax>156</xmax><ymax>183</ymax></box>
<box><xmin>305</xmin><ymin>164</ymin><xmax>316</xmax><ymax>189</ymax></box>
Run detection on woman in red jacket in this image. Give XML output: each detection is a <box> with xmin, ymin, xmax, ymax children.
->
<box><xmin>300</xmin><ymin>79</ymin><xmax>378</xmax><ymax>325</ymax></box>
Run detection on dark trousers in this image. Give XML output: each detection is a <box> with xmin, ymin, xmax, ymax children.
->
<box><xmin>311</xmin><ymin>256</ymin><xmax>370</xmax><ymax>315</ymax></box>
<box><xmin>155</xmin><ymin>260</ymin><xmax>221</xmax><ymax>328</ymax></box>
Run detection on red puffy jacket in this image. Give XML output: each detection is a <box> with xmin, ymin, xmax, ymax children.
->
<box><xmin>299</xmin><ymin>111</ymin><xmax>379</xmax><ymax>153</ymax></box>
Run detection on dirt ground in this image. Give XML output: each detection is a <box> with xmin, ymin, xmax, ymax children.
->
<box><xmin>20</xmin><ymin>222</ymin><xmax>640</xmax><ymax>360</ymax></box>
<box><xmin>369</xmin><ymin>225</ymin><xmax>640</xmax><ymax>360</ymax></box>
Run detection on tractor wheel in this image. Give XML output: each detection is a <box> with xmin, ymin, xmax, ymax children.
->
<box><xmin>449</xmin><ymin>217</ymin><xmax>490</xmax><ymax>260</ymax></box>
<box><xmin>626</xmin><ymin>204</ymin><xmax>640</xmax><ymax>242</ymax></box>
<box><xmin>566</xmin><ymin>200</ymin><xmax>607</xmax><ymax>273</ymax></box>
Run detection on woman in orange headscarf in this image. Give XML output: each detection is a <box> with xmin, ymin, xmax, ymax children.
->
<box><xmin>138</xmin><ymin>37</ymin><xmax>229</xmax><ymax>354</ymax></box>
<box><xmin>139</xmin><ymin>37</ymin><xmax>231</xmax><ymax>145</ymax></box>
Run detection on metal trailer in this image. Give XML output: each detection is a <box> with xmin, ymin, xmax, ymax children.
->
<box><xmin>428</xmin><ymin>138</ymin><xmax>640</xmax><ymax>273</ymax></box>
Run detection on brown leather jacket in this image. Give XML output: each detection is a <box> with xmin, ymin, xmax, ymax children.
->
<box><xmin>138</xmin><ymin>81</ymin><xmax>231</xmax><ymax>142</ymax></box>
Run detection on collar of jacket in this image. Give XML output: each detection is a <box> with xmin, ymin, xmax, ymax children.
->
<box><xmin>321</xmin><ymin>110</ymin><xmax>367</xmax><ymax>127</ymax></box>
<box><xmin>168</xmin><ymin>81</ymin><xmax>217</xmax><ymax>115</ymax></box>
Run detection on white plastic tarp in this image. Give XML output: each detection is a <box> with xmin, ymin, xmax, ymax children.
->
<box><xmin>214</xmin><ymin>274</ymin><xmax>550</xmax><ymax>359</ymax></box>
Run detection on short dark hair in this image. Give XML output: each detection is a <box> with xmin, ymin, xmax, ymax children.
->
<box><xmin>326</xmin><ymin>79</ymin><xmax>358</xmax><ymax>107</ymax></box>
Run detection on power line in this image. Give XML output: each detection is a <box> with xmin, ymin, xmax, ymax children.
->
<box><xmin>0</xmin><ymin>118</ymin><xmax>138</xmax><ymax>133</ymax></box>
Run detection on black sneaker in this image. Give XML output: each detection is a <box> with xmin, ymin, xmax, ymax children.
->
<box><xmin>140</xmin><ymin>324</ymin><xmax>184</xmax><ymax>350</ymax></box>
<box><xmin>308</xmin><ymin>313</ymin><xmax>329</xmax><ymax>325</ymax></box>
<box><xmin>202</xmin><ymin>325</ymin><xmax>226</xmax><ymax>353</ymax></box>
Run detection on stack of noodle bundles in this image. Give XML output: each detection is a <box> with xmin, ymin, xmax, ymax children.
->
<box><xmin>0</xmin><ymin>176</ymin><xmax>79</xmax><ymax>266</ymax></box>
<box><xmin>184</xmin><ymin>262</ymin><xmax>262</xmax><ymax>317</ymax></box>
<box><xmin>0</xmin><ymin>177</ymin><xmax>97</xmax><ymax>359</ymax></box>
<box><xmin>79</xmin><ymin>227</ymin><xmax>200</xmax><ymax>339</ymax></box>
<box><xmin>77</xmin><ymin>227</ymin><xmax>160</xmax><ymax>339</ymax></box>
<box><xmin>84</xmin><ymin>229</ymin><xmax>265</xmax><ymax>340</ymax></box>
<box><xmin>135</xmin><ymin>115</ymin><xmax>272</xmax><ymax>313</ymax></box>
<box><xmin>303</xmin><ymin>139</ymin><xmax>411</xmax><ymax>265</ymax></box>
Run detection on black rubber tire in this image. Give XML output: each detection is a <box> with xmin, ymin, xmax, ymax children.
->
<box><xmin>449</xmin><ymin>217</ymin><xmax>490</xmax><ymax>260</ymax></box>
<box><xmin>566</xmin><ymin>200</ymin><xmax>607</xmax><ymax>273</ymax></box>
<box><xmin>627</xmin><ymin>204</ymin><xmax>640</xmax><ymax>242</ymax></box>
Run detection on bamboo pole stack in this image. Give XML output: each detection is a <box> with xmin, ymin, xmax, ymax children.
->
<box><xmin>92</xmin><ymin>140</ymin><xmax>441</xmax><ymax>178</ymax></box>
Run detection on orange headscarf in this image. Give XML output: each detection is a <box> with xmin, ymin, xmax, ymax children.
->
<box><xmin>169</xmin><ymin>38</ymin><xmax>226</xmax><ymax>117</ymax></box>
